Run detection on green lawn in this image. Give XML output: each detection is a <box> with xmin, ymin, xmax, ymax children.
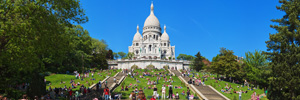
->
<box><xmin>113</xmin><ymin>69</ymin><xmax>195</xmax><ymax>99</ymax></box>
<box><xmin>191</xmin><ymin>72</ymin><xmax>268</xmax><ymax>100</ymax></box>
<box><xmin>45</xmin><ymin>69</ymin><xmax>120</xmax><ymax>91</ymax></box>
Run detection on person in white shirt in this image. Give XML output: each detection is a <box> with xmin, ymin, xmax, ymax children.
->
<box><xmin>239</xmin><ymin>90</ymin><xmax>242</xmax><ymax>100</ymax></box>
<box><xmin>161</xmin><ymin>85</ymin><xmax>166</xmax><ymax>99</ymax></box>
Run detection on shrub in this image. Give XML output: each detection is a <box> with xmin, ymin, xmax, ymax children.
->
<box><xmin>45</xmin><ymin>71</ymin><xmax>51</xmax><ymax>76</ymax></box>
<box><xmin>146</xmin><ymin>64</ymin><xmax>155</xmax><ymax>70</ymax></box>
<box><xmin>131</xmin><ymin>65</ymin><xmax>138</xmax><ymax>70</ymax></box>
<box><xmin>163</xmin><ymin>65</ymin><xmax>169</xmax><ymax>70</ymax></box>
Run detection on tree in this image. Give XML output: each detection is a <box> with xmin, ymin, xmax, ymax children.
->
<box><xmin>243</xmin><ymin>50</ymin><xmax>270</xmax><ymax>87</ymax></box>
<box><xmin>0</xmin><ymin>0</ymin><xmax>87</xmax><ymax>98</ymax></box>
<box><xmin>118</xmin><ymin>52</ymin><xmax>126</xmax><ymax>59</ymax></box>
<box><xmin>265</xmin><ymin>0</ymin><xmax>300</xmax><ymax>99</ymax></box>
<box><xmin>177</xmin><ymin>54</ymin><xmax>195</xmax><ymax>60</ymax></box>
<box><xmin>191</xmin><ymin>52</ymin><xmax>204</xmax><ymax>71</ymax></box>
<box><xmin>211</xmin><ymin>48</ymin><xmax>241</xmax><ymax>78</ymax></box>
<box><xmin>126</xmin><ymin>52</ymin><xmax>135</xmax><ymax>59</ymax></box>
<box><xmin>113</xmin><ymin>52</ymin><xmax>119</xmax><ymax>59</ymax></box>
<box><xmin>106</xmin><ymin>49</ymin><xmax>113</xmax><ymax>59</ymax></box>
<box><xmin>91</xmin><ymin>38</ymin><xmax>108</xmax><ymax>69</ymax></box>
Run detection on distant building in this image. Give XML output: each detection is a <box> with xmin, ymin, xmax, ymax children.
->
<box><xmin>128</xmin><ymin>3</ymin><xmax>175</xmax><ymax>60</ymax></box>
<box><xmin>108</xmin><ymin>3</ymin><xmax>189</xmax><ymax>70</ymax></box>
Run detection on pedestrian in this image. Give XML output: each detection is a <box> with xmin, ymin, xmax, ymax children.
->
<box><xmin>239</xmin><ymin>90</ymin><xmax>242</xmax><ymax>100</ymax></box>
<box><xmin>153</xmin><ymin>85</ymin><xmax>157</xmax><ymax>96</ymax></box>
<box><xmin>103</xmin><ymin>87</ymin><xmax>110</xmax><ymax>100</ymax></box>
<box><xmin>168</xmin><ymin>87</ymin><xmax>173</xmax><ymax>99</ymax></box>
<box><xmin>161</xmin><ymin>85</ymin><xmax>166</xmax><ymax>99</ymax></box>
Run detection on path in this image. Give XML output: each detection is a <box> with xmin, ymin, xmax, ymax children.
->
<box><xmin>83</xmin><ymin>71</ymin><xmax>127</xmax><ymax>99</ymax></box>
<box><xmin>170</xmin><ymin>69</ymin><xmax>227</xmax><ymax>100</ymax></box>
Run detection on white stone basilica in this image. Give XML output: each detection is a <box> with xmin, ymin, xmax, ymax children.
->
<box><xmin>108</xmin><ymin>3</ymin><xmax>190</xmax><ymax>70</ymax></box>
<box><xmin>128</xmin><ymin>3</ymin><xmax>175</xmax><ymax>59</ymax></box>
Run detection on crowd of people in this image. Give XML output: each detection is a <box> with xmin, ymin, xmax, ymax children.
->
<box><xmin>118</xmin><ymin>69</ymin><xmax>194</xmax><ymax>100</ymax></box>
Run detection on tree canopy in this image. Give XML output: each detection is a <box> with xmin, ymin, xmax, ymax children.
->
<box><xmin>265</xmin><ymin>0</ymin><xmax>300</xmax><ymax>99</ymax></box>
<box><xmin>177</xmin><ymin>54</ymin><xmax>195</xmax><ymax>60</ymax></box>
<box><xmin>0</xmin><ymin>0</ymin><xmax>109</xmax><ymax>99</ymax></box>
<box><xmin>191</xmin><ymin>52</ymin><xmax>204</xmax><ymax>71</ymax></box>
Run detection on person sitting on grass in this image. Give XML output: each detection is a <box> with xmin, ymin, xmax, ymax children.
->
<box><xmin>125</xmin><ymin>86</ymin><xmax>129</xmax><ymax>91</ymax></box>
<box><xmin>147</xmin><ymin>80</ymin><xmax>151</xmax><ymax>85</ymax></box>
<box><xmin>148</xmin><ymin>85</ymin><xmax>152</xmax><ymax>89</ymax></box>
<box><xmin>221</xmin><ymin>88</ymin><xmax>225</xmax><ymax>92</ymax></box>
<box><xmin>175</xmin><ymin>92</ymin><xmax>179</xmax><ymax>100</ymax></box>
<box><xmin>137</xmin><ymin>79</ymin><xmax>140</xmax><ymax>83</ymax></box>
<box><xmin>121</xmin><ymin>86</ymin><xmax>124</xmax><ymax>91</ymax></box>
<box><xmin>135</xmin><ymin>87</ymin><xmax>138</xmax><ymax>93</ymax></box>
<box><xmin>150</xmin><ymin>96</ymin><xmax>156</xmax><ymax>100</ymax></box>
<box><xmin>181</xmin><ymin>90</ymin><xmax>185</xmax><ymax>95</ymax></box>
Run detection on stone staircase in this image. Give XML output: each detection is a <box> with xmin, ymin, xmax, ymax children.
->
<box><xmin>83</xmin><ymin>71</ymin><xmax>127</xmax><ymax>100</ymax></box>
<box><xmin>170</xmin><ymin>69</ymin><xmax>228</xmax><ymax>100</ymax></box>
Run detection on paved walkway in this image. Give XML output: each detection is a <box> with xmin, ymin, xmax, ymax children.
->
<box><xmin>83</xmin><ymin>71</ymin><xmax>127</xmax><ymax>99</ymax></box>
<box><xmin>170</xmin><ymin>69</ymin><xmax>226</xmax><ymax>100</ymax></box>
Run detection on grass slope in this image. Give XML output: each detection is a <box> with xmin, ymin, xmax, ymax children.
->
<box><xmin>114</xmin><ymin>69</ymin><xmax>194</xmax><ymax>99</ymax></box>
<box><xmin>192</xmin><ymin>72</ymin><xmax>268</xmax><ymax>100</ymax></box>
<box><xmin>45</xmin><ymin>69</ymin><xmax>120</xmax><ymax>91</ymax></box>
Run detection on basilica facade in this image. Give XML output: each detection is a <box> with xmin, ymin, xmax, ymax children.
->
<box><xmin>108</xmin><ymin>3</ymin><xmax>190</xmax><ymax>69</ymax></box>
<box><xmin>128</xmin><ymin>3</ymin><xmax>175</xmax><ymax>60</ymax></box>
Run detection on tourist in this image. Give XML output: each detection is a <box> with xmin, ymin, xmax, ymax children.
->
<box><xmin>187</xmin><ymin>89</ymin><xmax>190</xmax><ymax>100</ymax></box>
<box><xmin>239</xmin><ymin>90</ymin><xmax>242</xmax><ymax>100</ymax></box>
<box><xmin>168</xmin><ymin>86</ymin><xmax>173</xmax><ymax>99</ymax></box>
<box><xmin>68</xmin><ymin>89</ymin><xmax>72</xmax><ymax>100</ymax></box>
<box><xmin>75</xmin><ymin>91</ymin><xmax>79</xmax><ymax>99</ymax></box>
<box><xmin>150</xmin><ymin>96</ymin><xmax>156</xmax><ymax>100</ymax></box>
<box><xmin>125</xmin><ymin>86</ymin><xmax>129</xmax><ymax>91</ymax></box>
<box><xmin>129</xmin><ymin>91</ymin><xmax>136</xmax><ymax>100</ymax></box>
<box><xmin>181</xmin><ymin>90</ymin><xmax>185</xmax><ymax>95</ymax></box>
<box><xmin>189</xmin><ymin>94</ymin><xmax>194</xmax><ymax>100</ymax></box>
<box><xmin>153</xmin><ymin>85</ymin><xmax>158</xmax><ymax>96</ymax></box>
<box><xmin>104</xmin><ymin>87</ymin><xmax>110</xmax><ymax>100</ymax></box>
<box><xmin>121</xmin><ymin>86</ymin><xmax>124</xmax><ymax>91</ymax></box>
<box><xmin>175</xmin><ymin>92</ymin><xmax>179</xmax><ymax>100</ymax></box>
<box><xmin>161</xmin><ymin>85</ymin><xmax>166</xmax><ymax>99</ymax></box>
<box><xmin>114</xmin><ymin>77</ymin><xmax>116</xmax><ymax>83</ymax></box>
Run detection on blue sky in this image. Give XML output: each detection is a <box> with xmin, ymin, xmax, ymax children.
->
<box><xmin>80</xmin><ymin>0</ymin><xmax>284</xmax><ymax>61</ymax></box>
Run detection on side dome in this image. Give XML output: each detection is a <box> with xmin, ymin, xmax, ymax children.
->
<box><xmin>144</xmin><ymin>3</ymin><xmax>160</xmax><ymax>27</ymax></box>
<box><xmin>133</xmin><ymin>25</ymin><xmax>142</xmax><ymax>41</ymax></box>
<box><xmin>161</xmin><ymin>25</ymin><xmax>169</xmax><ymax>41</ymax></box>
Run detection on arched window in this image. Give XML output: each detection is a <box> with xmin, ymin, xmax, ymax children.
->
<box><xmin>149</xmin><ymin>45</ymin><xmax>152</xmax><ymax>51</ymax></box>
<box><xmin>164</xmin><ymin>50</ymin><xmax>167</xmax><ymax>54</ymax></box>
<box><xmin>164</xmin><ymin>43</ymin><xmax>166</xmax><ymax>46</ymax></box>
<box><xmin>136</xmin><ymin>50</ymin><xmax>139</xmax><ymax>54</ymax></box>
<box><xmin>136</xmin><ymin>43</ymin><xmax>139</xmax><ymax>46</ymax></box>
<box><xmin>154</xmin><ymin>35</ymin><xmax>155</xmax><ymax>39</ymax></box>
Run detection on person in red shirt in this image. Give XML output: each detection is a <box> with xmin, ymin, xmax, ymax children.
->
<box><xmin>69</xmin><ymin>89</ymin><xmax>72</xmax><ymax>99</ymax></box>
<box><xmin>150</xmin><ymin>96</ymin><xmax>156</xmax><ymax>100</ymax></box>
<box><xmin>104</xmin><ymin>87</ymin><xmax>109</xmax><ymax>100</ymax></box>
<box><xmin>84</xmin><ymin>87</ymin><xmax>87</xmax><ymax>96</ymax></box>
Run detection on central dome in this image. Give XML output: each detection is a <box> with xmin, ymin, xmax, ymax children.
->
<box><xmin>144</xmin><ymin>3</ymin><xmax>160</xmax><ymax>27</ymax></box>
